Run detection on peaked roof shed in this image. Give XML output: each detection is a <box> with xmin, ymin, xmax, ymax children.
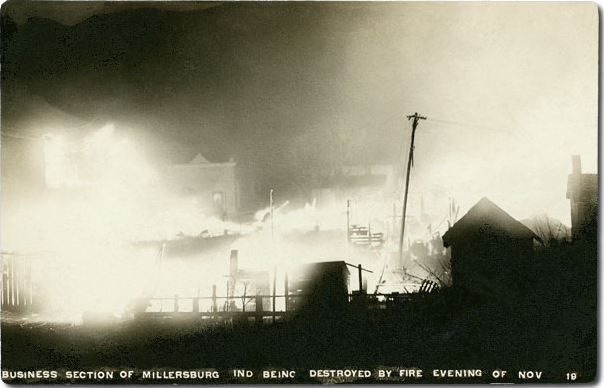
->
<box><xmin>442</xmin><ymin>197</ymin><xmax>541</xmax><ymax>248</ymax></box>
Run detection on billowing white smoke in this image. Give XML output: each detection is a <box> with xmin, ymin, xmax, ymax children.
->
<box><xmin>2</xmin><ymin>124</ymin><xmax>406</xmax><ymax>321</ymax></box>
<box><xmin>2</xmin><ymin>124</ymin><xmax>252</xmax><ymax>320</ymax></box>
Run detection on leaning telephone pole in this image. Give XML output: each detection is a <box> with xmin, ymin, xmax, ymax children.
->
<box><xmin>398</xmin><ymin>112</ymin><xmax>427</xmax><ymax>270</ymax></box>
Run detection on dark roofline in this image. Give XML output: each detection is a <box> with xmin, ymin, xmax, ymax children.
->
<box><xmin>443</xmin><ymin>197</ymin><xmax>542</xmax><ymax>247</ymax></box>
<box><xmin>297</xmin><ymin>260</ymin><xmax>351</xmax><ymax>275</ymax></box>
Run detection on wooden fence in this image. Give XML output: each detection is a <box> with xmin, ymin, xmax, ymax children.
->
<box><xmin>134</xmin><ymin>290</ymin><xmax>432</xmax><ymax>322</ymax></box>
<box><xmin>1</xmin><ymin>253</ymin><xmax>36</xmax><ymax>312</ymax></box>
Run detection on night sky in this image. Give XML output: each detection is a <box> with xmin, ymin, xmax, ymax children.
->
<box><xmin>1</xmin><ymin>1</ymin><xmax>598</xmax><ymax>221</ymax></box>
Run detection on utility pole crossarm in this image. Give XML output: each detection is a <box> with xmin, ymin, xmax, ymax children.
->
<box><xmin>406</xmin><ymin>112</ymin><xmax>427</xmax><ymax>167</ymax></box>
<box><xmin>406</xmin><ymin>112</ymin><xmax>427</xmax><ymax>121</ymax></box>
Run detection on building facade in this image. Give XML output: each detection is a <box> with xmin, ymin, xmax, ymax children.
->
<box><xmin>164</xmin><ymin>153</ymin><xmax>239</xmax><ymax>220</ymax></box>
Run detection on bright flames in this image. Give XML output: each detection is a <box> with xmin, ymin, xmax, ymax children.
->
<box><xmin>4</xmin><ymin>123</ymin><xmax>436</xmax><ymax>322</ymax></box>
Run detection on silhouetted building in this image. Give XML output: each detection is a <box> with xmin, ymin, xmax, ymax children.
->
<box><xmin>566</xmin><ymin>155</ymin><xmax>597</xmax><ymax>244</ymax></box>
<box><xmin>287</xmin><ymin>261</ymin><xmax>350</xmax><ymax>312</ymax></box>
<box><xmin>164</xmin><ymin>152</ymin><xmax>239</xmax><ymax>220</ymax></box>
<box><xmin>442</xmin><ymin>197</ymin><xmax>541</xmax><ymax>297</ymax></box>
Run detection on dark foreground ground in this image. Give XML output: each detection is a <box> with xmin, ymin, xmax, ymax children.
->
<box><xmin>1</xmin><ymin>243</ymin><xmax>597</xmax><ymax>384</ymax></box>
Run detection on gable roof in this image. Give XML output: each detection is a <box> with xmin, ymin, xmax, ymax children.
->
<box><xmin>442</xmin><ymin>197</ymin><xmax>540</xmax><ymax>247</ymax></box>
<box><xmin>190</xmin><ymin>152</ymin><xmax>211</xmax><ymax>164</ymax></box>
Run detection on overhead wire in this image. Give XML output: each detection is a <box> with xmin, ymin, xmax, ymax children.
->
<box><xmin>425</xmin><ymin>117</ymin><xmax>511</xmax><ymax>135</ymax></box>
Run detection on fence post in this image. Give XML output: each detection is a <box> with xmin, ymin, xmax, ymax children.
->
<box><xmin>28</xmin><ymin>259</ymin><xmax>33</xmax><ymax>307</ymax></box>
<box><xmin>10</xmin><ymin>256</ymin><xmax>15</xmax><ymax>308</ymax></box>
<box><xmin>174</xmin><ymin>294</ymin><xmax>179</xmax><ymax>313</ymax></box>
<box><xmin>226</xmin><ymin>280</ymin><xmax>229</xmax><ymax>312</ymax></box>
<box><xmin>2</xmin><ymin>257</ymin><xmax>7</xmax><ymax>309</ymax></box>
<box><xmin>272</xmin><ymin>266</ymin><xmax>277</xmax><ymax>323</ymax></box>
<box><xmin>358</xmin><ymin>264</ymin><xmax>363</xmax><ymax>294</ymax></box>
<box><xmin>284</xmin><ymin>272</ymin><xmax>289</xmax><ymax>312</ymax></box>
<box><xmin>212</xmin><ymin>285</ymin><xmax>217</xmax><ymax>314</ymax></box>
<box><xmin>255</xmin><ymin>295</ymin><xmax>263</xmax><ymax>325</ymax></box>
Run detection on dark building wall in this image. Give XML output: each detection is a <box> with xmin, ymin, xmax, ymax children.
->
<box><xmin>566</xmin><ymin>156</ymin><xmax>597</xmax><ymax>245</ymax></box>
<box><xmin>449</xmin><ymin>236</ymin><xmax>533</xmax><ymax>298</ymax></box>
<box><xmin>443</xmin><ymin>198</ymin><xmax>538</xmax><ymax>298</ymax></box>
<box><xmin>288</xmin><ymin>261</ymin><xmax>350</xmax><ymax>313</ymax></box>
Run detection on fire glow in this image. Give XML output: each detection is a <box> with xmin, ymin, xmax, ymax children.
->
<box><xmin>4</xmin><ymin>123</ymin><xmax>414</xmax><ymax>322</ymax></box>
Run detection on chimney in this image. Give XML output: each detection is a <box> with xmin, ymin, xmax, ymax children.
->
<box><xmin>229</xmin><ymin>249</ymin><xmax>238</xmax><ymax>277</ymax></box>
<box><xmin>572</xmin><ymin>155</ymin><xmax>582</xmax><ymax>175</ymax></box>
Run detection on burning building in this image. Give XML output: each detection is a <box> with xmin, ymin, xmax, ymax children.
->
<box><xmin>164</xmin><ymin>152</ymin><xmax>239</xmax><ymax>221</ymax></box>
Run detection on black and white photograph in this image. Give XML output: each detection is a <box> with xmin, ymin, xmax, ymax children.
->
<box><xmin>0</xmin><ymin>1</ymin><xmax>598</xmax><ymax>384</ymax></box>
